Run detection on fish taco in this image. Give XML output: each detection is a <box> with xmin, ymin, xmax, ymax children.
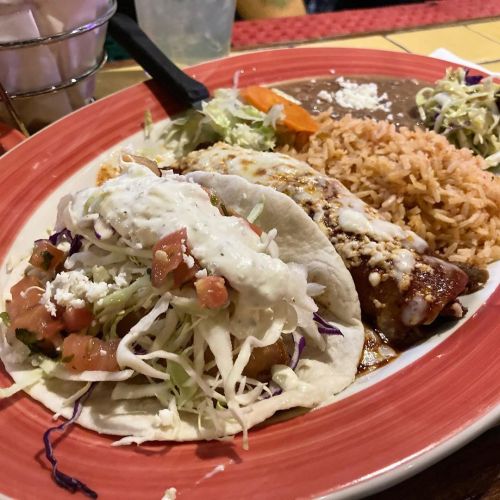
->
<box><xmin>1</xmin><ymin>156</ymin><xmax>364</xmax><ymax>447</ymax></box>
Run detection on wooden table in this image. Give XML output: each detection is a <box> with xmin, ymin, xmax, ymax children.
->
<box><xmin>94</xmin><ymin>17</ymin><xmax>500</xmax><ymax>499</ymax></box>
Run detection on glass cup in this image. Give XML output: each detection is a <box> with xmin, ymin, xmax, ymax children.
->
<box><xmin>134</xmin><ymin>0</ymin><xmax>236</xmax><ymax>66</ymax></box>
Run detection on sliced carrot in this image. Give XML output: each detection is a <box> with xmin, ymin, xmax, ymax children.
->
<box><xmin>239</xmin><ymin>85</ymin><xmax>319</xmax><ymax>135</ymax></box>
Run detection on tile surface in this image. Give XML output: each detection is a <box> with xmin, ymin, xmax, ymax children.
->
<box><xmin>387</xmin><ymin>26</ymin><xmax>500</xmax><ymax>63</ymax></box>
<box><xmin>300</xmin><ymin>35</ymin><xmax>406</xmax><ymax>52</ymax></box>
<box><xmin>482</xmin><ymin>61</ymin><xmax>500</xmax><ymax>73</ymax></box>
<box><xmin>467</xmin><ymin>20</ymin><xmax>500</xmax><ymax>44</ymax></box>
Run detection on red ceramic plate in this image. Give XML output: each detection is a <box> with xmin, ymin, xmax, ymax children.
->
<box><xmin>0</xmin><ymin>122</ymin><xmax>25</xmax><ymax>155</ymax></box>
<box><xmin>0</xmin><ymin>48</ymin><xmax>499</xmax><ymax>500</ymax></box>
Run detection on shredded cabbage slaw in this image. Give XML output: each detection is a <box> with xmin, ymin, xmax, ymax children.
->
<box><xmin>416</xmin><ymin>68</ymin><xmax>500</xmax><ymax>168</ymax></box>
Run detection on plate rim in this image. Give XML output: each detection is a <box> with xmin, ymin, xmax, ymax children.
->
<box><xmin>0</xmin><ymin>47</ymin><xmax>499</xmax><ymax>499</ymax></box>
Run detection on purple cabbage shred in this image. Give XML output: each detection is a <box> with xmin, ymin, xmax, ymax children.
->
<box><xmin>48</xmin><ymin>228</ymin><xmax>72</xmax><ymax>245</ymax></box>
<box><xmin>70</xmin><ymin>235</ymin><xmax>83</xmax><ymax>255</ymax></box>
<box><xmin>133</xmin><ymin>343</ymin><xmax>147</xmax><ymax>355</ymax></box>
<box><xmin>464</xmin><ymin>71</ymin><xmax>483</xmax><ymax>86</ymax></box>
<box><xmin>289</xmin><ymin>334</ymin><xmax>306</xmax><ymax>371</ymax></box>
<box><xmin>43</xmin><ymin>383</ymin><xmax>98</xmax><ymax>499</ymax></box>
<box><xmin>313</xmin><ymin>312</ymin><xmax>343</xmax><ymax>336</ymax></box>
<box><xmin>48</xmin><ymin>228</ymin><xmax>83</xmax><ymax>255</ymax></box>
<box><xmin>266</xmin><ymin>382</ymin><xmax>282</xmax><ymax>398</ymax></box>
<box><xmin>263</xmin><ymin>334</ymin><xmax>306</xmax><ymax>399</ymax></box>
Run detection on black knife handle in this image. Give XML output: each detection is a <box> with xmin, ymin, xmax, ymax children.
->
<box><xmin>108</xmin><ymin>12</ymin><xmax>209</xmax><ymax>104</ymax></box>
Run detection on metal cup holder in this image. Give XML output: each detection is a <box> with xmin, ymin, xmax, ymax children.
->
<box><xmin>0</xmin><ymin>0</ymin><xmax>116</xmax><ymax>133</ymax></box>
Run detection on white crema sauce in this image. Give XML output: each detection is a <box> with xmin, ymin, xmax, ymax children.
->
<box><xmin>62</xmin><ymin>165</ymin><xmax>309</xmax><ymax>307</ymax></box>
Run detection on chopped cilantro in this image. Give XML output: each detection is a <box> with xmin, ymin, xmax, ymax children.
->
<box><xmin>41</xmin><ymin>250</ymin><xmax>54</xmax><ymax>270</ymax></box>
<box><xmin>210</xmin><ymin>193</ymin><xmax>219</xmax><ymax>206</ymax></box>
<box><xmin>0</xmin><ymin>311</ymin><xmax>10</xmax><ymax>326</ymax></box>
<box><xmin>16</xmin><ymin>328</ymin><xmax>59</xmax><ymax>357</ymax></box>
<box><xmin>15</xmin><ymin>328</ymin><xmax>38</xmax><ymax>346</ymax></box>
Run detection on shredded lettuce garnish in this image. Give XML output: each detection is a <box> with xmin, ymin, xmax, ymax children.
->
<box><xmin>160</xmin><ymin>88</ymin><xmax>282</xmax><ymax>158</ymax></box>
<box><xmin>53</xmin><ymin>382</ymin><xmax>92</xmax><ymax>419</ymax></box>
<box><xmin>143</xmin><ymin>109</ymin><xmax>153</xmax><ymax>140</ymax></box>
<box><xmin>0</xmin><ymin>311</ymin><xmax>10</xmax><ymax>326</ymax></box>
<box><xmin>416</xmin><ymin>68</ymin><xmax>500</xmax><ymax>168</ymax></box>
<box><xmin>0</xmin><ymin>368</ymin><xmax>43</xmax><ymax>399</ymax></box>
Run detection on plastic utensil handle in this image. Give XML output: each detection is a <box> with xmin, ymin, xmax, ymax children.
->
<box><xmin>108</xmin><ymin>13</ymin><xmax>209</xmax><ymax>105</ymax></box>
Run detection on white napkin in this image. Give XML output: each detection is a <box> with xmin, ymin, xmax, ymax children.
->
<box><xmin>430</xmin><ymin>48</ymin><xmax>500</xmax><ymax>78</ymax></box>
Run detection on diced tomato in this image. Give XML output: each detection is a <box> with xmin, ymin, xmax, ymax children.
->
<box><xmin>11</xmin><ymin>305</ymin><xmax>64</xmax><ymax>346</ymax></box>
<box><xmin>7</xmin><ymin>276</ymin><xmax>64</xmax><ymax>351</ymax></box>
<box><xmin>62</xmin><ymin>306</ymin><xmax>94</xmax><ymax>332</ymax></box>
<box><xmin>247</xmin><ymin>222</ymin><xmax>263</xmax><ymax>236</ymax></box>
<box><xmin>151</xmin><ymin>228</ymin><xmax>187</xmax><ymax>287</ymax></box>
<box><xmin>238</xmin><ymin>216</ymin><xmax>263</xmax><ymax>237</ymax></box>
<box><xmin>29</xmin><ymin>240</ymin><xmax>65</xmax><ymax>272</ymax></box>
<box><xmin>7</xmin><ymin>276</ymin><xmax>43</xmax><ymax>318</ymax></box>
<box><xmin>194</xmin><ymin>276</ymin><xmax>229</xmax><ymax>309</ymax></box>
<box><xmin>62</xmin><ymin>334</ymin><xmax>120</xmax><ymax>372</ymax></box>
<box><xmin>173</xmin><ymin>259</ymin><xmax>200</xmax><ymax>288</ymax></box>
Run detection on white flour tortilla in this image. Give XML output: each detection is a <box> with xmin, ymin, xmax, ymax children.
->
<box><xmin>1</xmin><ymin>171</ymin><xmax>363</xmax><ymax>442</ymax></box>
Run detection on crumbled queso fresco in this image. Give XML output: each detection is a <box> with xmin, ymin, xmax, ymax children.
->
<box><xmin>317</xmin><ymin>77</ymin><xmax>392</xmax><ymax>112</ymax></box>
<box><xmin>40</xmin><ymin>270</ymin><xmax>123</xmax><ymax>316</ymax></box>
